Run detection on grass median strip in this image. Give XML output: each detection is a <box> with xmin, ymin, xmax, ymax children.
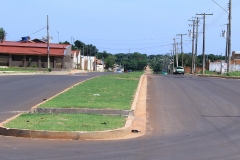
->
<box><xmin>4</xmin><ymin>72</ymin><xmax>143</xmax><ymax>132</ymax></box>
<box><xmin>39</xmin><ymin>72</ymin><xmax>144</xmax><ymax>110</ymax></box>
<box><xmin>4</xmin><ymin>113</ymin><xmax>126</xmax><ymax>132</ymax></box>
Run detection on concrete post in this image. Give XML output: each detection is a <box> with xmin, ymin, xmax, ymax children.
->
<box><xmin>8</xmin><ymin>54</ymin><xmax>12</xmax><ymax>66</ymax></box>
<box><xmin>38</xmin><ymin>56</ymin><xmax>41</xmax><ymax>68</ymax></box>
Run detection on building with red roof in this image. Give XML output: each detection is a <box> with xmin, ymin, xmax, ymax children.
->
<box><xmin>0</xmin><ymin>40</ymin><xmax>72</xmax><ymax>69</ymax></box>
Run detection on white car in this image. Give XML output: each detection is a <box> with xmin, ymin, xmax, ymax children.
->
<box><xmin>173</xmin><ymin>66</ymin><xmax>185</xmax><ymax>75</ymax></box>
<box><xmin>116</xmin><ymin>69</ymin><xmax>122</xmax><ymax>73</ymax></box>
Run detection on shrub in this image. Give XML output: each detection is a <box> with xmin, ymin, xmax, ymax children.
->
<box><xmin>47</xmin><ymin>68</ymin><xmax>52</xmax><ymax>72</ymax></box>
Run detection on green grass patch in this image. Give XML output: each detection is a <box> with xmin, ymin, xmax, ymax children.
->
<box><xmin>198</xmin><ymin>70</ymin><xmax>219</xmax><ymax>75</ymax></box>
<box><xmin>224</xmin><ymin>71</ymin><xmax>240</xmax><ymax>77</ymax></box>
<box><xmin>0</xmin><ymin>67</ymin><xmax>38</xmax><ymax>72</ymax></box>
<box><xmin>109</xmin><ymin>71</ymin><xmax>143</xmax><ymax>79</ymax></box>
<box><xmin>4</xmin><ymin>113</ymin><xmax>126</xmax><ymax>131</ymax></box>
<box><xmin>39</xmin><ymin>72</ymin><xmax>143</xmax><ymax>110</ymax></box>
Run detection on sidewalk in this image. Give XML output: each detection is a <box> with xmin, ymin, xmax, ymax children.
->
<box><xmin>0</xmin><ymin>69</ymin><xmax>88</xmax><ymax>76</ymax></box>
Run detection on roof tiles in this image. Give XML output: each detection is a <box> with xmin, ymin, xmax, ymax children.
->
<box><xmin>0</xmin><ymin>41</ymin><xmax>71</xmax><ymax>56</ymax></box>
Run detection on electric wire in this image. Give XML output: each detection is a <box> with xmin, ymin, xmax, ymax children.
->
<box><xmin>28</xmin><ymin>26</ymin><xmax>47</xmax><ymax>36</ymax></box>
<box><xmin>97</xmin><ymin>44</ymin><xmax>172</xmax><ymax>51</ymax></box>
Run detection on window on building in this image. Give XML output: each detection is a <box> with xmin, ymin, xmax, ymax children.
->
<box><xmin>12</xmin><ymin>55</ymin><xmax>24</xmax><ymax>61</ymax></box>
<box><xmin>41</xmin><ymin>56</ymin><xmax>54</xmax><ymax>62</ymax></box>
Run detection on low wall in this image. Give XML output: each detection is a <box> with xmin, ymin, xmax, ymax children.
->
<box><xmin>209</xmin><ymin>61</ymin><xmax>240</xmax><ymax>73</ymax></box>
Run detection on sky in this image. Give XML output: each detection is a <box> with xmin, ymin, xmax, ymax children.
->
<box><xmin>1</xmin><ymin>0</ymin><xmax>240</xmax><ymax>56</ymax></box>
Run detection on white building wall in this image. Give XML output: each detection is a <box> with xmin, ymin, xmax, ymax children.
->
<box><xmin>209</xmin><ymin>61</ymin><xmax>240</xmax><ymax>73</ymax></box>
<box><xmin>97</xmin><ymin>64</ymin><xmax>104</xmax><ymax>72</ymax></box>
<box><xmin>80</xmin><ymin>56</ymin><xmax>85</xmax><ymax>70</ymax></box>
<box><xmin>209</xmin><ymin>62</ymin><xmax>222</xmax><ymax>72</ymax></box>
<box><xmin>87</xmin><ymin>56</ymin><xmax>95</xmax><ymax>71</ymax></box>
<box><xmin>80</xmin><ymin>56</ymin><xmax>95</xmax><ymax>71</ymax></box>
<box><xmin>72</xmin><ymin>51</ymin><xmax>77</xmax><ymax>68</ymax></box>
<box><xmin>77</xmin><ymin>51</ymin><xmax>81</xmax><ymax>67</ymax></box>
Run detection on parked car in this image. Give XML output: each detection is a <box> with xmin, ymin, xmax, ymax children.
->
<box><xmin>162</xmin><ymin>70</ymin><xmax>167</xmax><ymax>75</ymax></box>
<box><xmin>116</xmin><ymin>69</ymin><xmax>122</xmax><ymax>73</ymax></box>
<box><xmin>173</xmin><ymin>66</ymin><xmax>185</xmax><ymax>75</ymax></box>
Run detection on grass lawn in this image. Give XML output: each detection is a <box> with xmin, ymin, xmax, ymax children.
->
<box><xmin>198</xmin><ymin>70</ymin><xmax>219</xmax><ymax>75</ymax></box>
<box><xmin>0</xmin><ymin>67</ymin><xmax>39</xmax><ymax>72</ymax></box>
<box><xmin>198</xmin><ymin>70</ymin><xmax>240</xmax><ymax>77</ymax></box>
<box><xmin>4</xmin><ymin>113</ymin><xmax>126</xmax><ymax>132</ymax></box>
<box><xmin>39</xmin><ymin>72</ymin><xmax>143</xmax><ymax>110</ymax></box>
<box><xmin>225</xmin><ymin>71</ymin><xmax>240</xmax><ymax>76</ymax></box>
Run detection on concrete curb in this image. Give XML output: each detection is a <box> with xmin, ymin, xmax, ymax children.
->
<box><xmin>0</xmin><ymin>74</ymin><xmax>145</xmax><ymax>140</ymax></box>
<box><xmin>0</xmin><ymin>116</ymin><xmax>133</xmax><ymax>140</ymax></box>
<box><xmin>30</xmin><ymin>108</ymin><xmax>133</xmax><ymax>117</ymax></box>
<box><xmin>131</xmin><ymin>74</ymin><xmax>144</xmax><ymax>112</ymax></box>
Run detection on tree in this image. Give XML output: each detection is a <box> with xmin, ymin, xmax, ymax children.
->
<box><xmin>183</xmin><ymin>53</ymin><xmax>192</xmax><ymax>67</ymax></box>
<box><xmin>105</xmin><ymin>55</ymin><xmax>116</xmax><ymax>69</ymax></box>
<box><xmin>0</xmin><ymin>28</ymin><xmax>6</xmax><ymax>41</ymax></box>
<box><xmin>59</xmin><ymin>41</ymin><xmax>70</xmax><ymax>44</ymax></box>
<box><xmin>114</xmin><ymin>52</ymin><xmax>148</xmax><ymax>71</ymax></box>
<box><xmin>97</xmin><ymin>51</ymin><xmax>110</xmax><ymax>59</ymax></box>
<box><xmin>74</xmin><ymin>40</ymin><xmax>85</xmax><ymax>49</ymax></box>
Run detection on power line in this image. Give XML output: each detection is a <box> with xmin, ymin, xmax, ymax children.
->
<box><xmin>28</xmin><ymin>26</ymin><xmax>47</xmax><ymax>36</ymax></box>
<box><xmin>199</xmin><ymin>0</ymin><xmax>212</xmax><ymax>13</ymax></box>
<box><xmin>78</xmin><ymin>37</ymin><xmax>173</xmax><ymax>42</ymax></box>
<box><xmin>98</xmin><ymin>44</ymin><xmax>172</xmax><ymax>50</ymax></box>
<box><xmin>86</xmin><ymin>41</ymin><xmax>173</xmax><ymax>46</ymax></box>
<box><xmin>212</xmin><ymin>0</ymin><xmax>228</xmax><ymax>13</ymax></box>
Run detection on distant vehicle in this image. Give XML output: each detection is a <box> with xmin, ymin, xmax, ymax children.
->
<box><xmin>128</xmin><ymin>70</ymin><xmax>132</xmax><ymax>72</ymax></box>
<box><xmin>162</xmin><ymin>70</ymin><xmax>167</xmax><ymax>75</ymax></box>
<box><xmin>116</xmin><ymin>69</ymin><xmax>122</xmax><ymax>73</ymax></box>
<box><xmin>173</xmin><ymin>66</ymin><xmax>185</xmax><ymax>75</ymax></box>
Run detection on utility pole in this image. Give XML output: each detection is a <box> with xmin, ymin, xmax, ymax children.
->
<box><xmin>227</xmin><ymin>0</ymin><xmax>232</xmax><ymax>73</ymax></box>
<box><xmin>226</xmin><ymin>24</ymin><xmax>229</xmax><ymax>62</ymax></box>
<box><xmin>212</xmin><ymin>0</ymin><xmax>230</xmax><ymax>72</ymax></box>
<box><xmin>71</xmin><ymin>37</ymin><xmax>74</xmax><ymax>46</ymax></box>
<box><xmin>57</xmin><ymin>31</ymin><xmax>59</xmax><ymax>43</ymax></box>
<box><xmin>194</xmin><ymin>17</ymin><xmax>200</xmax><ymax>73</ymax></box>
<box><xmin>175</xmin><ymin>43</ymin><xmax>178</xmax><ymax>67</ymax></box>
<box><xmin>173</xmin><ymin>38</ymin><xmax>178</xmax><ymax>68</ymax></box>
<box><xmin>221</xmin><ymin>24</ymin><xmax>229</xmax><ymax>62</ymax></box>
<box><xmin>170</xmin><ymin>50</ymin><xmax>173</xmax><ymax>74</ymax></box>
<box><xmin>188</xmin><ymin>19</ymin><xmax>196</xmax><ymax>74</ymax></box>
<box><xmin>82</xmin><ymin>45</ymin><xmax>84</xmax><ymax>70</ymax></box>
<box><xmin>176</xmin><ymin>34</ymin><xmax>187</xmax><ymax>67</ymax></box>
<box><xmin>172</xmin><ymin>41</ymin><xmax>175</xmax><ymax>72</ymax></box>
<box><xmin>47</xmin><ymin>15</ymin><xmax>50</xmax><ymax>69</ymax></box>
<box><xmin>196</xmin><ymin>13</ymin><xmax>213</xmax><ymax>75</ymax></box>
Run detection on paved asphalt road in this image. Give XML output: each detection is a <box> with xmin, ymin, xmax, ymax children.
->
<box><xmin>1</xmin><ymin>73</ymin><xmax>240</xmax><ymax>160</ymax></box>
<box><xmin>0</xmin><ymin>72</ymin><xmax>108</xmax><ymax>122</ymax></box>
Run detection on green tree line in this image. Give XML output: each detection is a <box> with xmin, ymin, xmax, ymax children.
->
<box><xmin>59</xmin><ymin>40</ymin><xmax>148</xmax><ymax>71</ymax></box>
